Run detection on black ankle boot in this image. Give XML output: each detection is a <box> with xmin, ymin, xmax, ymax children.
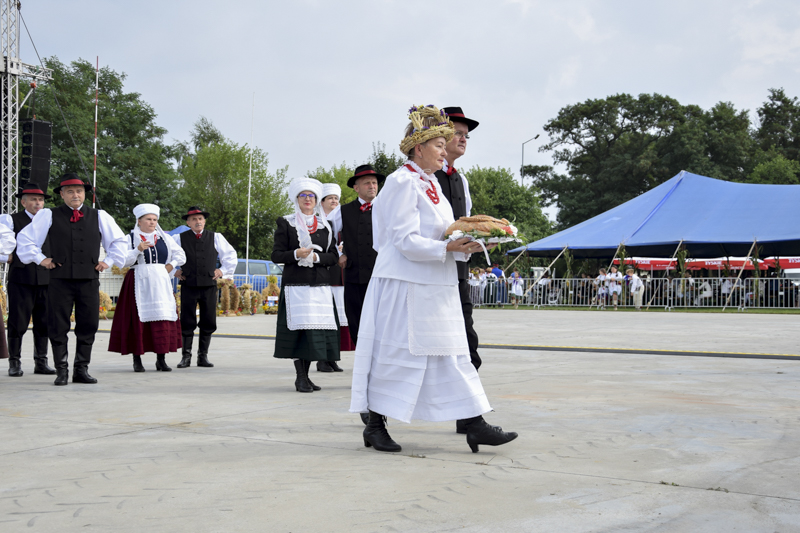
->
<box><xmin>464</xmin><ymin>416</ymin><xmax>518</xmax><ymax>453</ymax></box>
<box><xmin>303</xmin><ymin>360</ymin><xmax>321</xmax><ymax>390</ymax></box>
<box><xmin>177</xmin><ymin>336</ymin><xmax>192</xmax><ymax>368</ymax></box>
<box><xmin>72</xmin><ymin>367</ymin><xmax>98</xmax><ymax>384</ymax></box>
<box><xmin>8</xmin><ymin>338</ymin><xmax>22</xmax><ymax>376</ymax></box>
<box><xmin>54</xmin><ymin>368</ymin><xmax>69</xmax><ymax>386</ymax></box>
<box><xmin>329</xmin><ymin>361</ymin><xmax>344</xmax><ymax>372</ymax></box>
<box><xmin>456</xmin><ymin>418</ymin><xmax>501</xmax><ymax>435</ymax></box>
<box><xmin>133</xmin><ymin>355</ymin><xmax>145</xmax><ymax>372</ymax></box>
<box><xmin>196</xmin><ymin>335</ymin><xmax>213</xmax><ymax>367</ymax></box>
<box><xmin>363</xmin><ymin>410</ymin><xmax>402</xmax><ymax>452</ymax></box>
<box><xmin>155</xmin><ymin>354</ymin><xmax>172</xmax><ymax>372</ymax></box>
<box><xmin>33</xmin><ymin>337</ymin><xmax>55</xmax><ymax>374</ymax></box>
<box><xmin>316</xmin><ymin>361</ymin><xmax>334</xmax><ymax>372</ymax></box>
<box><xmin>294</xmin><ymin>360</ymin><xmax>313</xmax><ymax>393</ymax></box>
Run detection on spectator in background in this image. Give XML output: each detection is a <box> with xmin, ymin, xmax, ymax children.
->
<box><xmin>484</xmin><ymin>267</ymin><xmax>497</xmax><ymax>307</ymax></box>
<box><xmin>509</xmin><ymin>269</ymin><xmax>523</xmax><ymax>309</ymax></box>
<box><xmin>491</xmin><ymin>263</ymin><xmax>506</xmax><ymax>305</ymax></box>
<box><xmin>627</xmin><ymin>268</ymin><xmax>644</xmax><ymax>310</ymax></box>
<box><xmin>594</xmin><ymin>268</ymin><xmax>608</xmax><ymax>309</ymax></box>
<box><xmin>694</xmin><ymin>276</ymin><xmax>713</xmax><ymax>306</ymax></box>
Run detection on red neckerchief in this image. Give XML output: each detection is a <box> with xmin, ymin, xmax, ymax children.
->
<box><xmin>405</xmin><ymin>164</ymin><xmax>440</xmax><ymax>204</ymax></box>
<box><xmin>70</xmin><ymin>208</ymin><xmax>84</xmax><ymax>223</ymax></box>
<box><xmin>446</xmin><ymin>165</ymin><xmax>457</xmax><ymax>176</ymax></box>
<box><xmin>359</xmin><ymin>202</ymin><xmax>372</xmax><ymax>212</ymax></box>
<box><xmin>195</xmin><ymin>232</ymin><xmax>202</xmax><ymax>239</ymax></box>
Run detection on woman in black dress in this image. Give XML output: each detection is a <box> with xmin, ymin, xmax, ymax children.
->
<box><xmin>272</xmin><ymin>178</ymin><xmax>340</xmax><ymax>392</ymax></box>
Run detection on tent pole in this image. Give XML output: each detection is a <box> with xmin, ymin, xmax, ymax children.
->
<box><xmin>523</xmin><ymin>245</ymin><xmax>568</xmax><ymax>297</ymax></box>
<box><xmin>605</xmin><ymin>243</ymin><xmax>623</xmax><ymax>273</ymax></box>
<box><xmin>722</xmin><ymin>240</ymin><xmax>757</xmax><ymax>311</ymax></box>
<box><xmin>645</xmin><ymin>239</ymin><xmax>683</xmax><ymax>310</ymax></box>
<box><xmin>503</xmin><ymin>244</ymin><xmax>529</xmax><ymax>274</ymax></box>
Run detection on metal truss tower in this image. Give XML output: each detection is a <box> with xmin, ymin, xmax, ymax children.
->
<box><xmin>1</xmin><ymin>0</ymin><xmax>51</xmax><ymax>216</ymax></box>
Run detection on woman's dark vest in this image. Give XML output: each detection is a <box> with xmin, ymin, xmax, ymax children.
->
<box><xmin>435</xmin><ymin>168</ymin><xmax>469</xmax><ymax>280</ymax></box>
<box><xmin>48</xmin><ymin>204</ymin><xmax>102</xmax><ymax>280</ymax></box>
<box><xmin>128</xmin><ymin>233</ymin><xmax>170</xmax><ymax>266</ymax></box>
<box><xmin>179</xmin><ymin>230</ymin><xmax>217</xmax><ymax>287</ymax></box>
<box><xmin>340</xmin><ymin>200</ymin><xmax>377</xmax><ymax>284</ymax></box>
<box><xmin>9</xmin><ymin>211</ymin><xmax>50</xmax><ymax>285</ymax></box>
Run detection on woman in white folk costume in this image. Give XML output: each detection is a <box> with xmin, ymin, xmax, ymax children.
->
<box><xmin>349</xmin><ymin>105</ymin><xmax>518</xmax><ymax>453</ymax></box>
<box><xmin>272</xmin><ymin>178</ymin><xmax>340</xmax><ymax>392</ymax></box>
<box><xmin>318</xmin><ymin>182</ymin><xmax>355</xmax><ymax>369</ymax></box>
<box><xmin>108</xmin><ymin>204</ymin><xmax>186</xmax><ymax>371</ymax></box>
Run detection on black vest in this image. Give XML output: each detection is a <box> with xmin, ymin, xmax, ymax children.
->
<box><xmin>48</xmin><ymin>204</ymin><xmax>102</xmax><ymax>280</ymax></box>
<box><xmin>435</xmin><ymin>168</ymin><xmax>469</xmax><ymax>280</ymax></box>
<box><xmin>128</xmin><ymin>233</ymin><xmax>170</xmax><ymax>266</ymax></box>
<box><xmin>341</xmin><ymin>200</ymin><xmax>377</xmax><ymax>284</ymax></box>
<box><xmin>179</xmin><ymin>230</ymin><xmax>218</xmax><ymax>287</ymax></box>
<box><xmin>9</xmin><ymin>211</ymin><xmax>51</xmax><ymax>285</ymax></box>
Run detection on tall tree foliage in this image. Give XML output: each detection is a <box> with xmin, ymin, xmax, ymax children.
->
<box><xmin>23</xmin><ymin>57</ymin><xmax>182</xmax><ymax>230</ymax></box>
<box><xmin>179</xmin><ymin>118</ymin><xmax>290</xmax><ymax>259</ymax></box>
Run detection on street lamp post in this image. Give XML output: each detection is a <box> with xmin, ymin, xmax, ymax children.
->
<box><xmin>521</xmin><ymin>134</ymin><xmax>540</xmax><ymax>185</ymax></box>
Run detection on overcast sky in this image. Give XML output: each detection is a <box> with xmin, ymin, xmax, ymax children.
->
<box><xmin>19</xmin><ymin>0</ymin><xmax>800</xmax><ymax>188</ymax></box>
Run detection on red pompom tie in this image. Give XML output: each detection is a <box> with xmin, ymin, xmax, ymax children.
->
<box><xmin>405</xmin><ymin>164</ymin><xmax>440</xmax><ymax>205</ymax></box>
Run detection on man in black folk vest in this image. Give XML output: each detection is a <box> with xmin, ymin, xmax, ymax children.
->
<box><xmin>338</xmin><ymin>165</ymin><xmax>384</xmax><ymax>346</ymax></box>
<box><xmin>173</xmin><ymin>207</ymin><xmax>238</xmax><ymax>368</ymax></box>
<box><xmin>17</xmin><ymin>174</ymin><xmax>128</xmax><ymax>386</ymax></box>
<box><xmin>2</xmin><ymin>183</ymin><xmax>55</xmax><ymax>376</ymax></box>
<box><xmin>435</xmin><ymin>107</ymin><xmax>501</xmax><ymax>434</ymax></box>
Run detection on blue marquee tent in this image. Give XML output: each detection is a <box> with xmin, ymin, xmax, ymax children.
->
<box><xmin>509</xmin><ymin>171</ymin><xmax>800</xmax><ymax>259</ymax></box>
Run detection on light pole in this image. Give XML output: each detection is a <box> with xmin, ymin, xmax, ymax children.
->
<box><xmin>521</xmin><ymin>134</ymin><xmax>540</xmax><ymax>185</ymax></box>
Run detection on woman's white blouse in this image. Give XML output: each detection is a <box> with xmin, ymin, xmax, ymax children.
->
<box><xmin>370</xmin><ymin>164</ymin><xmax>458</xmax><ymax>286</ymax></box>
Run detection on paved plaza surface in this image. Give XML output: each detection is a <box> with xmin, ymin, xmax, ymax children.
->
<box><xmin>1</xmin><ymin>310</ymin><xmax>799</xmax><ymax>532</ymax></box>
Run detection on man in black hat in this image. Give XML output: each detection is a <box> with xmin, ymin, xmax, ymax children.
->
<box><xmin>435</xmin><ymin>107</ymin><xmax>499</xmax><ymax>434</ymax></box>
<box><xmin>16</xmin><ymin>174</ymin><xmax>128</xmax><ymax>386</ymax></box>
<box><xmin>172</xmin><ymin>207</ymin><xmax>237</xmax><ymax>368</ymax></box>
<box><xmin>1</xmin><ymin>183</ymin><xmax>56</xmax><ymax>377</ymax></box>
<box><xmin>333</xmin><ymin>164</ymin><xmax>384</xmax><ymax>347</ymax></box>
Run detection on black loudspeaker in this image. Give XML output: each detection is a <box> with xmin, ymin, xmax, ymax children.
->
<box><xmin>20</xmin><ymin>119</ymin><xmax>52</xmax><ymax>188</ymax></box>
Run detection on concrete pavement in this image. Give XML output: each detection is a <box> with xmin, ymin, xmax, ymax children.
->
<box><xmin>1</xmin><ymin>310</ymin><xmax>799</xmax><ymax>532</ymax></box>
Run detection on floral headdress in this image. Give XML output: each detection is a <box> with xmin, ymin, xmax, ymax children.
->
<box><xmin>399</xmin><ymin>105</ymin><xmax>455</xmax><ymax>155</ymax></box>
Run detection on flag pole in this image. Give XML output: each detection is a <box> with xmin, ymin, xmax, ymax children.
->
<box><xmin>245</xmin><ymin>92</ymin><xmax>255</xmax><ymax>277</ymax></box>
<box><xmin>92</xmin><ymin>56</ymin><xmax>99</xmax><ymax>208</ymax></box>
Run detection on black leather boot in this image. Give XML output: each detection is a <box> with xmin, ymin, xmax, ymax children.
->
<box><xmin>464</xmin><ymin>416</ymin><xmax>518</xmax><ymax>453</ymax></box>
<box><xmin>196</xmin><ymin>335</ymin><xmax>214</xmax><ymax>367</ymax></box>
<box><xmin>363</xmin><ymin>410</ymin><xmax>402</xmax><ymax>452</ymax></box>
<box><xmin>456</xmin><ymin>418</ymin><xmax>501</xmax><ymax>435</ymax></box>
<box><xmin>33</xmin><ymin>337</ymin><xmax>55</xmax><ymax>375</ymax></box>
<box><xmin>52</xmin><ymin>344</ymin><xmax>69</xmax><ymax>386</ymax></box>
<box><xmin>177</xmin><ymin>336</ymin><xmax>193</xmax><ymax>368</ymax></box>
<box><xmin>133</xmin><ymin>355</ymin><xmax>145</xmax><ymax>372</ymax></box>
<box><xmin>73</xmin><ymin>345</ymin><xmax>97</xmax><ymax>384</ymax></box>
<box><xmin>304</xmin><ymin>360</ymin><xmax>321</xmax><ymax>390</ymax></box>
<box><xmin>329</xmin><ymin>361</ymin><xmax>344</xmax><ymax>372</ymax></box>
<box><xmin>316</xmin><ymin>361</ymin><xmax>334</xmax><ymax>372</ymax></box>
<box><xmin>155</xmin><ymin>353</ymin><xmax>172</xmax><ymax>372</ymax></box>
<box><xmin>7</xmin><ymin>338</ymin><xmax>23</xmax><ymax>376</ymax></box>
<box><xmin>294</xmin><ymin>360</ymin><xmax>313</xmax><ymax>393</ymax></box>
<box><xmin>360</xmin><ymin>413</ymin><xmax>369</xmax><ymax>425</ymax></box>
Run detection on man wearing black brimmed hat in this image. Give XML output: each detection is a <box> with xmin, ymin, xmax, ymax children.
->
<box><xmin>172</xmin><ymin>206</ymin><xmax>237</xmax><ymax>368</ymax></box>
<box><xmin>331</xmin><ymin>164</ymin><xmax>384</xmax><ymax>349</ymax></box>
<box><xmin>435</xmin><ymin>107</ymin><xmax>496</xmax><ymax>434</ymax></box>
<box><xmin>0</xmin><ymin>183</ymin><xmax>56</xmax><ymax>377</ymax></box>
<box><xmin>16</xmin><ymin>173</ymin><xmax>128</xmax><ymax>386</ymax></box>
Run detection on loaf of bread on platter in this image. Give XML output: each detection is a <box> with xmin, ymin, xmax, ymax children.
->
<box><xmin>445</xmin><ymin>215</ymin><xmax>516</xmax><ymax>239</ymax></box>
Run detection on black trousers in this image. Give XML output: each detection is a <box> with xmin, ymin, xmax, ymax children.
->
<box><xmin>48</xmin><ymin>278</ymin><xmax>99</xmax><ymax>369</ymax></box>
<box><xmin>343</xmin><ymin>281</ymin><xmax>369</xmax><ymax>346</ymax></box>
<box><xmin>7</xmin><ymin>281</ymin><xmax>48</xmax><ymax>343</ymax></box>
<box><xmin>180</xmin><ymin>285</ymin><xmax>218</xmax><ymax>337</ymax></box>
<box><xmin>459</xmin><ymin>278</ymin><xmax>481</xmax><ymax>371</ymax></box>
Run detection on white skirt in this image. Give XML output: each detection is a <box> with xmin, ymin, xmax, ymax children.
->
<box><xmin>349</xmin><ymin>278</ymin><xmax>491</xmax><ymax>423</ymax></box>
<box><xmin>331</xmin><ymin>286</ymin><xmax>348</xmax><ymax>327</ymax></box>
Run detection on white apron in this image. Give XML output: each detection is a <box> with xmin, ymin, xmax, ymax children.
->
<box><xmin>134</xmin><ymin>261</ymin><xmax>178</xmax><ymax>323</ymax></box>
<box><xmin>285</xmin><ymin>285</ymin><xmax>337</xmax><ymax>331</ymax></box>
<box><xmin>331</xmin><ymin>286</ymin><xmax>348</xmax><ymax>327</ymax></box>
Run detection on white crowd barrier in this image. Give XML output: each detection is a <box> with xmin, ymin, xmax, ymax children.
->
<box><xmin>467</xmin><ymin>276</ymin><xmax>800</xmax><ymax>310</ymax></box>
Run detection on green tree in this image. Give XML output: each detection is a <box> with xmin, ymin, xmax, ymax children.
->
<box><xmin>23</xmin><ymin>57</ymin><xmax>183</xmax><ymax>230</ymax></box>
<box><xmin>748</xmin><ymin>151</ymin><xmax>800</xmax><ymax>184</ymax></box>
<box><xmin>307</xmin><ymin>162</ymin><xmax>357</xmax><ymax>204</ymax></box>
<box><xmin>532</xmin><ymin>93</ymin><xmax>756</xmax><ymax>230</ymax></box>
<box><xmin>755</xmin><ymin>88</ymin><xmax>800</xmax><ymax>162</ymax></box>
<box><xmin>368</xmin><ymin>142</ymin><xmax>404</xmax><ymax>178</ymax></box>
<box><xmin>179</xmin><ymin>119</ymin><xmax>290</xmax><ymax>259</ymax></box>
<box><xmin>464</xmin><ymin>166</ymin><xmax>552</xmax><ymax>263</ymax></box>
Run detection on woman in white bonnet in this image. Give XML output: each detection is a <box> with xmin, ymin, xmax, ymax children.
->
<box><xmin>108</xmin><ymin>203</ymin><xmax>186</xmax><ymax>372</ymax></box>
<box><xmin>272</xmin><ymin>178</ymin><xmax>341</xmax><ymax>392</ymax></box>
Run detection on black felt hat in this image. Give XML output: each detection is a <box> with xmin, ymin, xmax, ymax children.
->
<box><xmin>347</xmin><ymin>164</ymin><xmax>386</xmax><ymax>189</ymax></box>
<box><xmin>443</xmin><ymin>106</ymin><xmax>479</xmax><ymax>132</ymax></box>
<box><xmin>16</xmin><ymin>181</ymin><xmax>51</xmax><ymax>199</ymax></box>
<box><xmin>53</xmin><ymin>173</ymin><xmax>93</xmax><ymax>194</ymax></box>
<box><xmin>182</xmin><ymin>206</ymin><xmax>211</xmax><ymax>220</ymax></box>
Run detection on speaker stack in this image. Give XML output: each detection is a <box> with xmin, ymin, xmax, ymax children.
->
<box><xmin>20</xmin><ymin>119</ymin><xmax>52</xmax><ymax>190</ymax></box>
